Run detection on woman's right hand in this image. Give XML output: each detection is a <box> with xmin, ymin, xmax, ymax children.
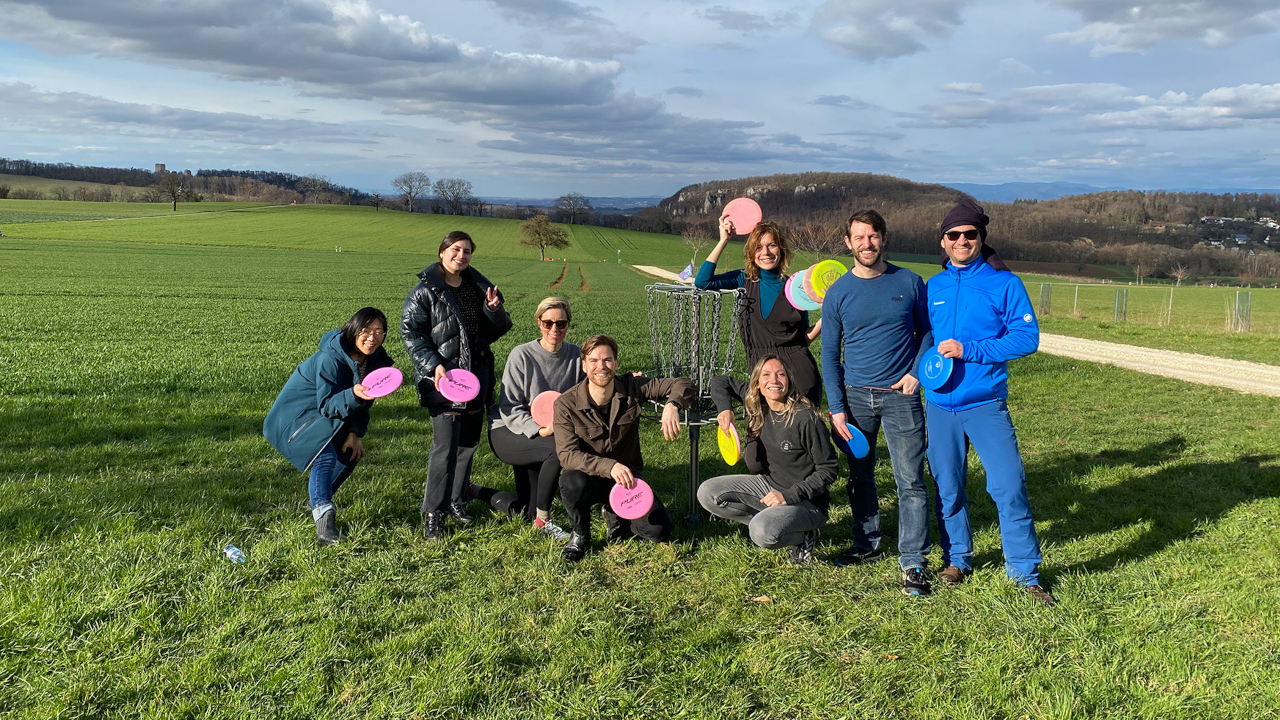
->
<box><xmin>718</xmin><ymin>214</ymin><xmax>735</xmax><ymax>242</ymax></box>
<box><xmin>353</xmin><ymin>384</ymin><xmax>374</xmax><ymax>401</ymax></box>
<box><xmin>717</xmin><ymin>409</ymin><xmax>734</xmax><ymax>436</ymax></box>
<box><xmin>434</xmin><ymin>365</ymin><xmax>448</xmax><ymax>384</ymax></box>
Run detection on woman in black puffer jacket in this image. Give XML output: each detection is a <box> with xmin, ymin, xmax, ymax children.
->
<box><xmin>402</xmin><ymin>230</ymin><xmax>513</xmax><ymax>539</ymax></box>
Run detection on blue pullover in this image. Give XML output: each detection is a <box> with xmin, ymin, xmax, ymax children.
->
<box><xmin>924</xmin><ymin>260</ymin><xmax>1039</xmax><ymax>412</ymax></box>
<box><xmin>694</xmin><ymin>261</ymin><xmax>802</xmax><ymax>323</ymax></box>
<box><xmin>820</xmin><ymin>263</ymin><xmax>932</xmax><ymax>417</ymax></box>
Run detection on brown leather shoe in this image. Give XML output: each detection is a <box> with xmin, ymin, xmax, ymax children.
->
<box><xmin>938</xmin><ymin>565</ymin><xmax>969</xmax><ymax>585</ymax></box>
<box><xmin>1023</xmin><ymin>584</ymin><xmax>1056</xmax><ymax>606</ymax></box>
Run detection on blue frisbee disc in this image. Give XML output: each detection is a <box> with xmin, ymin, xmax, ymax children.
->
<box><xmin>833</xmin><ymin>422</ymin><xmax>870</xmax><ymax>459</ymax></box>
<box><xmin>917</xmin><ymin>347</ymin><xmax>954</xmax><ymax>391</ymax></box>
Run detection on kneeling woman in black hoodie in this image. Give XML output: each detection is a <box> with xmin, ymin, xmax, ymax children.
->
<box><xmin>697</xmin><ymin>355</ymin><xmax>838</xmax><ymax>565</ymax></box>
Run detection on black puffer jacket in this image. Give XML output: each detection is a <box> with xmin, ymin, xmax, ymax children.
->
<box><xmin>401</xmin><ymin>263</ymin><xmax>512</xmax><ymax>408</ymax></box>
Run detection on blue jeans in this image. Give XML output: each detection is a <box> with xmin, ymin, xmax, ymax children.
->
<box><xmin>926</xmin><ymin>399</ymin><xmax>1042</xmax><ymax>586</ymax></box>
<box><xmin>309</xmin><ymin>441</ymin><xmax>357</xmax><ymax>519</ymax></box>
<box><xmin>842</xmin><ymin>387</ymin><xmax>930</xmax><ymax>570</ymax></box>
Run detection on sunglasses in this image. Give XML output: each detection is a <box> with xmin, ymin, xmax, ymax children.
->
<box><xmin>540</xmin><ymin>319</ymin><xmax>569</xmax><ymax>330</ymax></box>
<box><xmin>943</xmin><ymin>229</ymin><xmax>981</xmax><ymax>242</ymax></box>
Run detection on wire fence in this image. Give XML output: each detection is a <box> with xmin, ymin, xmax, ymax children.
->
<box><xmin>1025</xmin><ymin>282</ymin><xmax>1280</xmax><ymax>334</ymax></box>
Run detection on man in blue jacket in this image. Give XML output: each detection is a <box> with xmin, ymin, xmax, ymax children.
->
<box><xmin>925</xmin><ymin>198</ymin><xmax>1054</xmax><ymax>606</ymax></box>
<box><xmin>821</xmin><ymin>209</ymin><xmax>933</xmax><ymax>597</ymax></box>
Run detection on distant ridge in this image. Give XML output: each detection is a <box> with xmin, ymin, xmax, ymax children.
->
<box><xmin>944</xmin><ymin>181</ymin><xmax>1280</xmax><ymax>203</ymax></box>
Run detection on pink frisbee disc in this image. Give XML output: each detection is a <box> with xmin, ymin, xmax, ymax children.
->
<box><xmin>530</xmin><ymin>390</ymin><xmax>560</xmax><ymax>428</ymax></box>
<box><xmin>361</xmin><ymin>367</ymin><xmax>403</xmax><ymax>399</ymax></box>
<box><xmin>722</xmin><ymin>197</ymin><xmax>763</xmax><ymax>235</ymax></box>
<box><xmin>609</xmin><ymin>478</ymin><xmax>654</xmax><ymax>520</ymax></box>
<box><xmin>438</xmin><ymin>368</ymin><xmax>480</xmax><ymax>403</ymax></box>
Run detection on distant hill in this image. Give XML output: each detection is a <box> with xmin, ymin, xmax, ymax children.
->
<box><xmin>942</xmin><ymin>181</ymin><xmax>1125</xmax><ymax>203</ymax></box>
<box><xmin>479</xmin><ymin>196</ymin><xmax>663</xmax><ymax>214</ymax></box>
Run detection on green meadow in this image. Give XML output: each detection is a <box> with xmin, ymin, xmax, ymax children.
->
<box><xmin>2</xmin><ymin>205</ymin><xmax>1279</xmax><ymax>717</ymax></box>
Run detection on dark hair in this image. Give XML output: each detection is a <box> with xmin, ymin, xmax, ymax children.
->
<box><xmin>438</xmin><ymin>230</ymin><xmax>475</xmax><ymax>255</ymax></box>
<box><xmin>580</xmin><ymin>334</ymin><xmax>618</xmax><ymax>361</ymax></box>
<box><xmin>341</xmin><ymin>306</ymin><xmax>389</xmax><ymax>349</ymax></box>
<box><xmin>845</xmin><ymin>209</ymin><xmax>887</xmax><ymax>238</ymax></box>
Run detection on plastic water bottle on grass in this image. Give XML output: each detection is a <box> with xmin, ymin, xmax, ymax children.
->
<box><xmin>223</xmin><ymin>544</ymin><xmax>247</xmax><ymax>563</ymax></box>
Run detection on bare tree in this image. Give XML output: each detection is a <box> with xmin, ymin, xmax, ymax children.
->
<box><xmin>520</xmin><ymin>215</ymin><xmax>571</xmax><ymax>259</ymax></box>
<box><xmin>1169</xmin><ymin>264</ymin><xmax>1191</xmax><ymax>286</ymax></box>
<box><xmin>433</xmin><ymin>178</ymin><xmax>474</xmax><ymax>215</ymax></box>
<box><xmin>681</xmin><ymin>230</ymin><xmax>711</xmax><ymax>268</ymax></box>
<box><xmin>554</xmin><ymin>193</ymin><xmax>593</xmax><ymax>224</ymax></box>
<box><xmin>160</xmin><ymin>174</ymin><xmax>185</xmax><ymax>211</ymax></box>
<box><xmin>368</xmin><ymin>192</ymin><xmax>383</xmax><ymax>211</ymax></box>
<box><xmin>391</xmin><ymin>171</ymin><xmax>430</xmax><ymax>213</ymax></box>
<box><xmin>296</xmin><ymin>174</ymin><xmax>332</xmax><ymax>203</ymax></box>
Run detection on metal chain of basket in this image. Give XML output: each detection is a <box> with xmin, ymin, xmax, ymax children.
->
<box><xmin>645</xmin><ymin>283</ymin><xmax>746</xmax><ymax>417</ymax></box>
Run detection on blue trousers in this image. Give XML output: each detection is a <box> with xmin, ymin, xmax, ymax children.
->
<box><xmin>843</xmin><ymin>387</ymin><xmax>930</xmax><ymax>570</ymax></box>
<box><xmin>309</xmin><ymin>441</ymin><xmax>357</xmax><ymax>519</ymax></box>
<box><xmin>925</xmin><ymin>399</ymin><xmax>1042</xmax><ymax>585</ymax></box>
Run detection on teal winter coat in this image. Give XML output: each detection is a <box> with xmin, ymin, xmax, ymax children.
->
<box><xmin>263</xmin><ymin>329</ymin><xmax>394</xmax><ymax>472</ymax></box>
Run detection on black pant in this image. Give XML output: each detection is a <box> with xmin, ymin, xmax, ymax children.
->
<box><xmin>559</xmin><ymin>469</ymin><xmax>673</xmax><ymax>541</ymax></box>
<box><xmin>421</xmin><ymin>409</ymin><xmax>483</xmax><ymax>516</ymax></box>
<box><xmin>488</xmin><ymin>423</ymin><xmax>562</xmax><ymax>517</ymax></box>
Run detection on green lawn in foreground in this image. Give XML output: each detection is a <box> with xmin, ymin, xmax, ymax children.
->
<box><xmin>2</xmin><ymin>237</ymin><xmax>1279</xmax><ymax>718</ymax></box>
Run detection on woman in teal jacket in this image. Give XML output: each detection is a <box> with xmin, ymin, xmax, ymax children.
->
<box><xmin>264</xmin><ymin>307</ymin><xmax>394</xmax><ymax>544</ymax></box>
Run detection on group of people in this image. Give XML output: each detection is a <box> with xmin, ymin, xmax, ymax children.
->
<box><xmin>264</xmin><ymin>198</ymin><xmax>1056</xmax><ymax>606</ymax></box>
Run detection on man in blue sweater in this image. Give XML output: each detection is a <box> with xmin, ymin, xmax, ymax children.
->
<box><xmin>926</xmin><ymin>198</ymin><xmax>1054</xmax><ymax>606</ymax></box>
<box><xmin>821</xmin><ymin>209</ymin><xmax>934</xmax><ymax>597</ymax></box>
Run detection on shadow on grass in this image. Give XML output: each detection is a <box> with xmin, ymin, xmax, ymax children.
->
<box><xmin>1010</xmin><ymin>436</ymin><xmax>1280</xmax><ymax>579</ymax></box>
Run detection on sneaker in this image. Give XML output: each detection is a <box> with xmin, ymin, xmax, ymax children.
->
<box><xmin>448</xmin><ymin>500</ymin><xmax>475</xmax><ymax>525</ymax></box>
<box><xmin>314</xmin><ymin>508</ymin><xmax>340</xmax><ymax>545</ymax></box>
<box><xmin>601</xmin><ymin>507</ymin><xmax>632</xmax><ymax>543</ymax></box>
<box><xmin>833</xmin><ymin>545</ymin><xmax>884</xmax><ymax>567</ymax></box>
<box><xmin>422</xmin><ymin>512</ymin><xmax>445</xmax><ymax>541</ymax></box>
<box><xmin>1023</xmin><ymin>584</ymin><xmax>1056</xmax><ymax>607</ymax></box>
<box><xmin>938</xmin><ymin>565</ymin><xmax>970</xmax><ymax>585</ymax></box>
<box><xmin>563</xmin><ymin>532</ymin><xmax>589</xmax><ymax>562</ymax></box>
<box><xmin>788</xmin><ymin>529</ymin><xmax>820</xmax><ymax>566</ymax></box>
<box><xmin>534</xmin><ymin>517</ymin><xmax>571</xmax><ymax>541</ymax></box>
<box><xmin>902</xmin><ymin>567</ymin><xmax>931</xmax><ymax>597</ymax></box>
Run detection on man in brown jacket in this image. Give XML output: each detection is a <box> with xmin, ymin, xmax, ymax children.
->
<box><xmin>553</xmin><ymin>334</ymin><xmax>695</xmax><ymax>561</ymax></box>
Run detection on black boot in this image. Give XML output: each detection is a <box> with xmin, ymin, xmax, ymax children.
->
<box><xmin>422</xmin><ymin>512</ymin><xmax>445</xmax><ymax>541</ymax></box>
<box><xmin>448</xmin><ymin>500</ymin><xmax>475</xmax><ymax>525</ymax></box>
<box><xmin>315</xmin><ymin>508</ymin><xmax>340</xmax><ymax>545</ymax></box>
<box><xmin>602</xmin><ymin>507</ymin><xmax>632</xmax><ymax>543</ymax></box>
<box><xmin>563</xmin><ymin>532</ymin><xmax>589</xmax><ymax>562</ymax></box>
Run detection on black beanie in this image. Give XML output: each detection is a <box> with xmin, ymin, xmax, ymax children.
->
<box><xmin>941</xmin><ymin>197</ymin><xmax>989</xmax><ymax>240</ymax></box>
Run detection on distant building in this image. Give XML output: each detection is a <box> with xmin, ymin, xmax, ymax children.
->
<box><xmin>155</xmin><ymin>163</ymin><xmax>166</xmax><ymax>174</ymax></box>
<box><xmin>1234</xmin><ymin>234</ymin><xmax>1249</xmax><ymax>243</ymax></box>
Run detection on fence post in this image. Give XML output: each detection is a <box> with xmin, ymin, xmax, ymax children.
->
<box><xmin>1234</xmin><ymin>291</ymin><xmax>1252</xmax><ymax>332</ymax></box>
<box><xmin>1039</xmin><ymin>284</ymin><xmax>1052</xmax><ymax>316</ymax></box>
<box><xmin>1114</xmin><ymin>288</ymin><xmax>1127</xmax><ymax>322</ymax></box>
<box><xmin>1073</xmin><ymin>285</ymin><xmax>1079</xmax><ymax>316</ymax></box>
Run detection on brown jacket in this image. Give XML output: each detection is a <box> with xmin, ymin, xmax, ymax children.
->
<box><xmin>553</xmin><ymin>373</ymin><xmax>695</xmax><ymax>478</ymax></box>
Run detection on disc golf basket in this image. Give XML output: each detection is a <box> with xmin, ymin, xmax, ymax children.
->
<box><xmin>645</xmin><ymin>283</ymin><xmax>747</xmax><ymax>520</ymax></box>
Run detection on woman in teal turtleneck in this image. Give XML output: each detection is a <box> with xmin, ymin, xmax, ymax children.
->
<box><xmin>694</xmin><ymin>217</ymin><xmax>823</xmax><ymax>406</ymax></box>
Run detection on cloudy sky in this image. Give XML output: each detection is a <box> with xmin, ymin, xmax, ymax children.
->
<box><xmin>2</xmin><ymin>0</ymin><xmax>1278</xmax><ymax>197</ymax></box>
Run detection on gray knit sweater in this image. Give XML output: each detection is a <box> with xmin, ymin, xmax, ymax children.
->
<box><xmin>490</xmin><ymin>339</ymin><xmax>584</xmax><ymax>437</ymax></box>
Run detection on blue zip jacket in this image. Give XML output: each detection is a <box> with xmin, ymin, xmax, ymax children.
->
<box><xmin>263</xmin><ymin>329</ymin><xmax>394</xmax><ymax>472</ymax></box>
<box><xmin>924</xmin><ymin>260</ymin><xmax>1038</xmax><ymax>412</ymax></box>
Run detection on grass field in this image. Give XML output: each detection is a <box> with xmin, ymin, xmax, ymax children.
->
<box><xmin>3</xmin><ymin>222</ymin><xmax>1280</xmax><ymax>718</ymax></box>
<box><xmin>0</xmin><ymin>198</ymin><xmax>277</xmax><ymax>224</ymax></box>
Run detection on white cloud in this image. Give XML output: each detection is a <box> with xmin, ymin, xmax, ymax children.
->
<box><xmin>997</xmin><ymin>57</ymin><xmax>1035</xmax><ymax>75</ymax></box>
<box><xmin>811</xmin><ymin>0</ymin><xmax>967</xmax><ymax>61</ymax></box>
<box><xmin>942</xmin><ymin>82</ymin><xmax>984</xmax><ymax>95</ymax></box>
<box><xmin>482</xmin><ymin>0</ymin><xmax>645</xmax><ymax>58</ymax></box>
<box><xmin>0</xmin><ymin>82</ymin><xmax>378</xmax><ymax>145</ymax></box>
<box><xmin>1049</xmin><ymin>0</ymin><xmax>1280</xmax><ymax>55</ymax></box>
<box><xmin>1082</xmin><ymin>83</ymin><xmax>1280</xmax><ymax>130</ymax></box>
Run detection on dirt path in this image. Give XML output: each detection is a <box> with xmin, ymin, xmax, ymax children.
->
<box><xmin>1038</xmin><ymin>334</ymin><xmax>1280</xmax><ymax>397</ymax></box>
<box><xmin>632</xmin><ymin>265</ymin><xmax>686</xmax><ymax>282</ymax></box>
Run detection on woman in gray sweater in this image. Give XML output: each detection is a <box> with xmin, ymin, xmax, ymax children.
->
<box><xmin>698</xmin><ymin>355</ymin><xmax>838</xmax><ymax>565</ymax></box>
<box><xmin>488</xmin><ymin>297</ymin><xmax>584</xmax><ymax>539</ymax></box>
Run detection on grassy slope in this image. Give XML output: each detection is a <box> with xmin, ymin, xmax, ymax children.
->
<box><xmin>0</xmin><ymin>198</ymin><xmax>277</xmax><ymax>224</ymax></box>
<box><xmin>2</xmin><ymin>237</ymin><xmax>1279</xmax><ymax>718</ymax></box>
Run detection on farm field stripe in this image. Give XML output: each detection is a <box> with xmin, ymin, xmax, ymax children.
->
<box><xmin>1039</xmin><ymin>333</ymin><xmax>1280</xmax><ymax>396</ymax></box>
